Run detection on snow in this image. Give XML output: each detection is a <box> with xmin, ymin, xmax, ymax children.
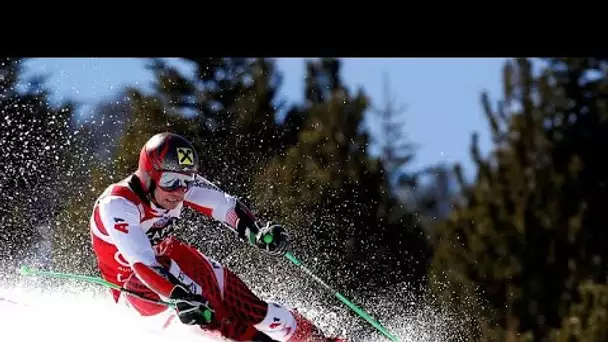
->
<box><xmin>0</xmin><ymin>279</ymin><xmax>472</xmax><ymax>342</ymax></box>
<box><xmin>0</xmin><ymin>284</ymin><xmax>224</xmax><ymax>342</ymax></box>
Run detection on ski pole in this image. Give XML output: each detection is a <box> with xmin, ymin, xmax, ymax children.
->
<box><xmin>17</xmin><ymin>265</ymin><xmax>176</xmax><ymax>308</ymax></box>
<box><xmin>283</xmin><ymin>252</ymin><xmax>400</xmax><ymax>342</ymax></box>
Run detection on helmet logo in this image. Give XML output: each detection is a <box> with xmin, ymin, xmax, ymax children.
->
<box><xmin>177</xmin><ymin>147</ymin><xmax>195</xmax><ymax>166</ymax></box>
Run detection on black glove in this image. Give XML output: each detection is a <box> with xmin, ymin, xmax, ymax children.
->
<box><xmin>169</xmin><ymin>285</ymin><xmax>215</xmax><ymax>326</ymax></box>
<box><xmin>254</xmin><ymin>222</ymin><xmax>291</xmax><ymax>256</ymax></box>
<box><xmin>233</xmin><ymin>200</ymin><xmax>291</xmax><ymax>256</ymax></box>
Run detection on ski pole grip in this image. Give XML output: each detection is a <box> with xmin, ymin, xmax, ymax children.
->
<box><xmin>19</xmin><ymin>265</ymin><xmax>33</xmax><ymax>275</ymax></box>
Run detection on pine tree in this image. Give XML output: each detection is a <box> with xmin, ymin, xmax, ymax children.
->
<box><xmin>429</xmin><ymin>58</ymin><xmax>608</xmax><ymax>341</ymax></box>
<box><xmin>253</xmin><ymin>59</ymin><xmax>431</xmax><ymax>298</ymax></box>
<box><xmin>370</xmin><ymin>72</ymin><xmax>416</xmax><ymax>190</ymax></box>
<box><xmin>147</xmin><ymin>58</ymin><xmax>286</xmax><ymax>197</ymax></box>
<box><xmin>0</xmin><ymin>57</ymin><xmax>78</xmax><ymax>272</ymax></box>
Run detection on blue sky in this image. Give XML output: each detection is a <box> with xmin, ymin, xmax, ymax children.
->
<box><xmin>22</xmin><ymin>57</ymin><xmax>508</xmax><ymax>180</ymax></box>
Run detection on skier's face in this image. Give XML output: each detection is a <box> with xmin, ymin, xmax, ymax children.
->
<box><xmin>154</xmin><ymin>186</ymin><xmax>187</xmax><ymax>210</ymax></box>
<box><xmin>152</xmin><ymin>171</ymin><xmax>195</xmax><ymax>209</ymax></box>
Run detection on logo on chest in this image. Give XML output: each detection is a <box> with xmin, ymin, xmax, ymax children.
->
<box><xmin>146</xmin><ymin>216</ymin><xmax>177</xmax><ymax>245</ymax></box>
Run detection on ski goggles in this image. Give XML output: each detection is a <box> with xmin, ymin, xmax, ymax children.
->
<box><xmin>157</xmin><ymin>172</ymin><xmax>196</xmax><ymax>192</ymax></box>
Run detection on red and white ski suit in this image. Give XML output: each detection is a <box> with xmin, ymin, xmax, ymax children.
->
<box><xmin>89</xmin><ymin>174</ymin><xmax>319</xmax><ymax>341</ymax></box>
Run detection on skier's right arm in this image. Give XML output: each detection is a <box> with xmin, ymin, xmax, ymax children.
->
<box><xmin>97</xmin><ymin>196</ymin><xmax>176</xmax><ymax>299</ymax></box>
<box><xmin>97</xmin><ymin>196</ymin><xmax>215</xmax><ymax>326</ymax></box>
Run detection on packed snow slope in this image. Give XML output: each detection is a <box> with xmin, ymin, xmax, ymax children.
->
<box><xmin>0</xmin><ymin>275</ymin><xmax>474</xmax><ymax>342</ymax></box>
<box><xmin>1</xmin><ymin>283</ymin><xmax>226</xmax><ymax>342</ymax></box>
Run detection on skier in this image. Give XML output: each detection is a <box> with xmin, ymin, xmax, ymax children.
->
<box><xmin>90</xmin><ymin>132</ymin><xmax>346</xmax><ymax>342</ymax></box>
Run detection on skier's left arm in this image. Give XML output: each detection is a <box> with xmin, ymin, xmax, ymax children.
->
<box><xmin>184</xmin><ymin>175</ymin><xmax>291</xmax><ymax>256</ymax></box>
